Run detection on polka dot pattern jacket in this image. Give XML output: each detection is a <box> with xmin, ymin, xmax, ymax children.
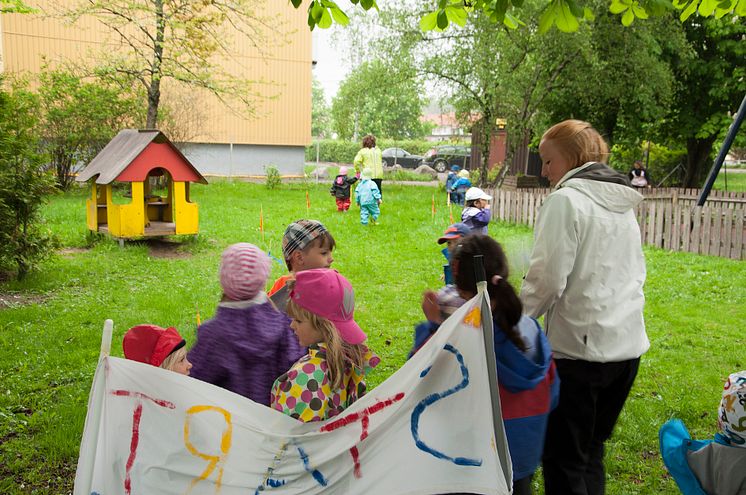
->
<box><xmin>270</xmin><ymin>343</ymin><xmax>380</xmax><ymax>422</ymax></box>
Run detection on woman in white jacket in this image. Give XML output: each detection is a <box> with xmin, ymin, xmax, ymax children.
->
<box><xmin>520</xmin><ymin>120</ymin><xmax>649</xmax><ymax>495</ymax></box>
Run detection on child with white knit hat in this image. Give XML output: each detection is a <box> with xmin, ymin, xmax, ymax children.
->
<box><xmin>188</xmin><ymin>243</ymin><xmax>305</xmax><ymax>405</ymax></box>
<box><xmin>660</xmin><ymin>370</ymin><xmax>746</xmax><ymax>494</ymax></box>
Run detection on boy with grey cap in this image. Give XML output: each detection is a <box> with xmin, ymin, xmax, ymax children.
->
<box><xmin>267</xmin><ymin>219</ymin><xmax>336</xmax><ymax>312</ymax></box>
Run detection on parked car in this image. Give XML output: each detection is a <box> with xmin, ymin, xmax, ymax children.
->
<box><xmin>423</xmin><ymin>145</ymin><xmax>471</xmax><ymax>172</ymax></box>
<box><xmin>382</xmin><ymin>148</ymin><xmax>424</xmax><ymax>169</ymax></box>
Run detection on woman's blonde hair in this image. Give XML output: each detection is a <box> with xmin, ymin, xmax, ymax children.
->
<box><xmin>541</xmin><ymin>119</ymin><xmax>609</xmax><ymax>168</ymax></box>
<box><xmin>287</xmin><ymin>299</ymin><xmax>366</xmax><ymax>390</ymax></box>
<box><xmin>160</xmin><ymin>346</ymin><xmax>186</xmax><ymax>372</ymax></box>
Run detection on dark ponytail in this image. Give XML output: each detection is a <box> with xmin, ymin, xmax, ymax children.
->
<box><xmin>452</xmin><ymin>234</ymin><xmax>527</xmax><ymax>352</ymax></box>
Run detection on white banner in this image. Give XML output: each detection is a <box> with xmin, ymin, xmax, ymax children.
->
<box><xmin>74</xmin><ymin>294</ymin><xmax>511</xmax><ymax>495</ymax></box>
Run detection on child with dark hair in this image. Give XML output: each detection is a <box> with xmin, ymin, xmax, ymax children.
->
<box><xmin>450</xmin><ymin>234</ymin><xmax>559</xmax><ymax>495</ymax></box>
<box><xmin>268</xmin><ymin>219</ymin><xmax>336</xmax><ymax>312</ymax></box>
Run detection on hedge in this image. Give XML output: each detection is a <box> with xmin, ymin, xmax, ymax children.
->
<box><xmin>305</xmin><ymin>139</ymin><xmax>466</xmax><ymax>164</ymax></box>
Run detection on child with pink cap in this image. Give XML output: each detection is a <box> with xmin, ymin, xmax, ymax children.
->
<box><xmin>330</xmin><ymin>165</ymin><xmax>358</xmax><ymax>212</ymax></box>
<box><xmin>270</xmin><ymin>268</ymin><xmax>380</xmax><ymax>422</ymax></box>
<box><xmin>123</xmin><ymin>324</ymin><xmax>192</xmax><ymax>375</ymax></box>
<box><xmin>188</xmin><ymin>243</ymin><xmax>304</xmax><ymax>405</ymax></box>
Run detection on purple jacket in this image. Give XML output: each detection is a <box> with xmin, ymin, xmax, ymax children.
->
<box><xmin>188</xmin><ymin>296</ymin><xmax>305</xmax><ymax>405</ymax></box>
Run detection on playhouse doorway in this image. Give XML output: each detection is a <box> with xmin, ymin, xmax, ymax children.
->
<box><xmin>144</xmin><ymin>168</ymin><xmax>176</xmax><ymax>235</ymax></box>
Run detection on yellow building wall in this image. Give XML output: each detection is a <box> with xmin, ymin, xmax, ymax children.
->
<box><xmin>1</xmin><ymin>1</ymin><xmax>311</xmax><ymax>146</ymax></box>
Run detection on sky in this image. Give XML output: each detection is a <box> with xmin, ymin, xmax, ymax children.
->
<box><xmin>312</xmin><ymin>27</ymin><xmax>350</xmax><ymax>103</ymax></box>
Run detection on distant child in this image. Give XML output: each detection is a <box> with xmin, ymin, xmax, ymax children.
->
<box><xmin>188</xmin><ymin>243</ymin><xmax>304</xmax><ymax>405</ymax></box>
<box><xmin>330</xmin><ymin>165</ymin><xmax>358</xmax><ymax>212</ymax></box>
<box><xmin>270</xmin><ymin>269</ymin><xmax>380</xmax><ymax>422</ymax></box>
<box><xmin>660</xmin><ymin>371</ymin><xmax>746</xmax><ymax>495</ymax></box>
<box><xmin>451</xmin><ymin>169</ymin><xmax>471</xmax><ymax>206</ymax></box>
<box><xmin>450</xmin><ymin>234</ymin><xmax>559</xmax><ymax>495</ymax></box>
<box><xmin>268</xmin><ymin>219</ymin><xmax>336</xmax><ymax>312</ymax></box>
<box><xmin>123</xmin><ymin>324</ymin><xmax>192</xmax><ymax>376</ymax></box>
<box><xmin>462</xmin><ymin>187</ymin><xmax>492</xmax><ymax>235</ymax></box>
<box><xmin>354</xmin><ymin>168</ymin><xmax>382</xmax><ymax>226</ymax></box>
<box><xmin>408</xmin><ymin>222</ymin><xmax>470</xmax><ymax>358</ymax></box>
<box><xmin>445</xmin><ymin>165</ymin><xmax>460</xmax><ymax>204</ymax></box>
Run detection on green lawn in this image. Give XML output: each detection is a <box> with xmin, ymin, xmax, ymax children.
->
<box><xmin>713</xmin><ymin>169</ymin><xmax>746</xmax><ymax>192</ymax></box>
<box><xmin>0</xmin><ymin>179</ymin><xmax>744</xmax><ymax>493</ymax></box>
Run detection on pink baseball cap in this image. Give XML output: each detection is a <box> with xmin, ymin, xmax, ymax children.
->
<box><xmin>290</xmin><ymin>269</ymin><xmax>366</xmax><ymax>345</ymax></box>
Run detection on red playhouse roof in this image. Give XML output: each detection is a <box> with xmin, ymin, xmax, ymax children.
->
<box><xmin>76</xmin><ymin>129</ymin><xmax>207</xmax><ymax>185</ymax></box>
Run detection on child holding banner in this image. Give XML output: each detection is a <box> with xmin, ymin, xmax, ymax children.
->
<box><xmin>270</xmin><ymin>269</ymin><xmax>380</xmax><ymax>422</ymax></box>
<box><xmin>408</xmin><ymin>223</ymin><xmax>470</xmax><ymax>358</ymax></box>
<box><xmin>268</xmin><ymin>219</ymin><xmax>336</xmax><ymax>312</ymax></box>
<box><xmin>188</xmin><ymin>243</ymin><xmax>304</xmax><ymax>406</ymax></box>
<box><xmin>451</xmin><ymin>234</ymin><xmax>559</xmax><ymax>495</ymax></box>
<box><xmin>123</xmin><ymin>324</ymin><xmax>192</xmax><ymax>375</ymax></box>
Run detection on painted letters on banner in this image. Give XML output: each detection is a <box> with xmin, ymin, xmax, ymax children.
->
<box><xmin>74</xmin><ymin>296</ymin><xmax>511</xmax><ymax>495</ymax></box>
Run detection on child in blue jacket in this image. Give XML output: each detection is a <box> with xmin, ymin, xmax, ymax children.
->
<box><xmin>354</xmin><ymin>168</ymin><xmax>382</xmax><ymax>225</ymax></box>
<box><xmin>451</xmin><ymin>169</ymin><xmax>471</xmax><ymax>206</ymax></box>
<box><xmin>660</xmin><ymin>370</ymin><xmax>746</xmax><ymax>495</ymax></box>
<box><xmin>445</xmin><ymin>165</ymin><xmax>460</xmax><ymax>204</ymax></box>
<box><xmin>415</xmin><ymin>234</ymin><xmax>559</xmax><ymax>495</ymax></box>
<box><xmin>462</xmin><ymin>187</ymin><xmax>492</xmax><ymax>235</ymax></box>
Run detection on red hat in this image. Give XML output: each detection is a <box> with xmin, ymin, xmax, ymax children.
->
<box><xmin>290</xmin><ymin>269</ymin><xmax>366</xmax><ymax>345</ymax></box>
<box><xmin>123</xmin><ymin>324</ymin><xmax>185</xmax><ymax>367</ymax></box>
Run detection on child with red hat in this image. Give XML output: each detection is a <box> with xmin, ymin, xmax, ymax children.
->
<box><xmin>188</xmin><ymin>243</ymin><xmax>304</xmax><ymax>405</ymax></box>
<box><xmin>123</xmin><ymin>324</ymin><xmax>192</xmax><ymax>375</ymax></box>
<box><xmin>270</xmin><ymin>268</ymin><xmax>380</xmax><ymax>422</ymax></box>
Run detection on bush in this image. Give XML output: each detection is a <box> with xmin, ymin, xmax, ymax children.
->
<box><xmin>0</xmin><ymin>84</ymin><xmax>58</xmax><ymax>280</ymax></box>
<box><xmin>305</xmin><ymin>139</ymin><xmax>444</xmax><ymax>164</ymax></box>
<box><xmin>265</xmin><ymin>165</ymin><xmax>282</xmax><ymax>189</ymax></box>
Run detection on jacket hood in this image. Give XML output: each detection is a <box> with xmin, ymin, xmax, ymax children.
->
<box><xmin>494</xmin><ymin>316</ymin><xmax>552</xmax><ymax>393</ymax></box>
<box><xmin>558</xmin><ymin>162</ymin><xmax>643</xmax><ymax>213</ymax></box>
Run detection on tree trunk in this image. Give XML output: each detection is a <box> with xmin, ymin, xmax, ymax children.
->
<box><xmin>683</xmin><ymin>136</ymin><xmax>717</xmax><ymax>188</ymax></box>
<box><xmin>146</xmin><ymin>0</ymin><xmax>166</xmax><ymax>129</ymax></box>
<box><xmin>478</xmin><ymin>113</ymin><xmax>493</xmax><ymax>188</ymax></box>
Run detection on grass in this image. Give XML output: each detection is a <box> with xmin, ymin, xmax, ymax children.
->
<box><xmin>713</xmin><ymin>169</ymin><xmax>746</xmax><ymax>192</ymax></box>
<box><xmin>0</xmin><ymin>179</ymin><xmax>744</xmax><ymax>493</ymax></box>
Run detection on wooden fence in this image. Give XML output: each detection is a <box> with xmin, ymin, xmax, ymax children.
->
<box><xmin>490</xmin><ymin>187</ymin><xmax>746</xmax><ymax>260</ymax></box>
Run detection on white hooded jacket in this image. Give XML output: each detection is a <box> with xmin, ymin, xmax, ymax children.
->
<box><xmin>520</xmin><ymin>162</ymin><xmax>650</xmax><ymax>362</ymax></box>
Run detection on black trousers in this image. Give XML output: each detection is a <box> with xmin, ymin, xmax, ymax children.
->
<box><xmin>373</xmin><ymin>178</ymin><xmax>382</xmax><ymax>196</ymax></box>
<box><xmin>542</xmin><ymin>358</ymin><xmax>640</xmax><ymax>495</ymax></box>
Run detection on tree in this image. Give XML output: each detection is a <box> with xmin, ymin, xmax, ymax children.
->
<box><xmin>0</xmin><ymin>82</ymin><xmax>57</xmax><ymax>280</ymax></box>
<box><xmin>66</xmin><ymin>0</ymin><xmax>278</xmax><ymax>128</ymax></box>
<box><xmin>312</xmin><ymin>77</ymin><xmax>332</xmax><ymax>138</ymax></box>
<box><xmin>538</xmin><ymin>4</ymin><xmax>685</xmax><ymax>145</ymax></box>
<box><xmin>658</xmin><ymin>15</ymin><xmax>746</xmax><ymax>187</ymax></box>
<box><xmin>37</xmin><ymin>69</ymin><xmax>141</xmax><ymax>190</ymax></box>
<box><xmin>291</xmin><ymin>0</ymin><xmax>746</xmax><ymax>32</ymax></box>
<box><xmin>331</xmin><ymin>59</ymin><xmax>428</xmax><ymax>140</ymax></box>
<box><xmin>380</xmin><ymin>0</ymin><xmax>586</xmax><ymax>184</ymax></box>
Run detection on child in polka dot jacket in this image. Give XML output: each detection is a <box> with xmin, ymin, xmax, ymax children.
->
<box><xmin>270</xmin><ymin>269</ymin><xmax>380</xmax><ymax>422</ymax></box>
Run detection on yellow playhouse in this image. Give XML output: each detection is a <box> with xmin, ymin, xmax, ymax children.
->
<box><xmin>76</xmin><ymin>129</ymin><xmax>207</xmax><ymax>241</ymax></box>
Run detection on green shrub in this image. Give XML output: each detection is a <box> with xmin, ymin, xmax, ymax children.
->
<box><xmin>265</xmin><ymin>165</ymin><xmax>282</xmax><ymax>189</ymax></box>
<box><xmin>306</xmin><ymin>139</ymin><xmax>455</xmax><ymax>163</ymax></box>
<box><xmin>0</xmin><ymin>84</ymin><xmax>58</xmax><ymax>280</ymax></box>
